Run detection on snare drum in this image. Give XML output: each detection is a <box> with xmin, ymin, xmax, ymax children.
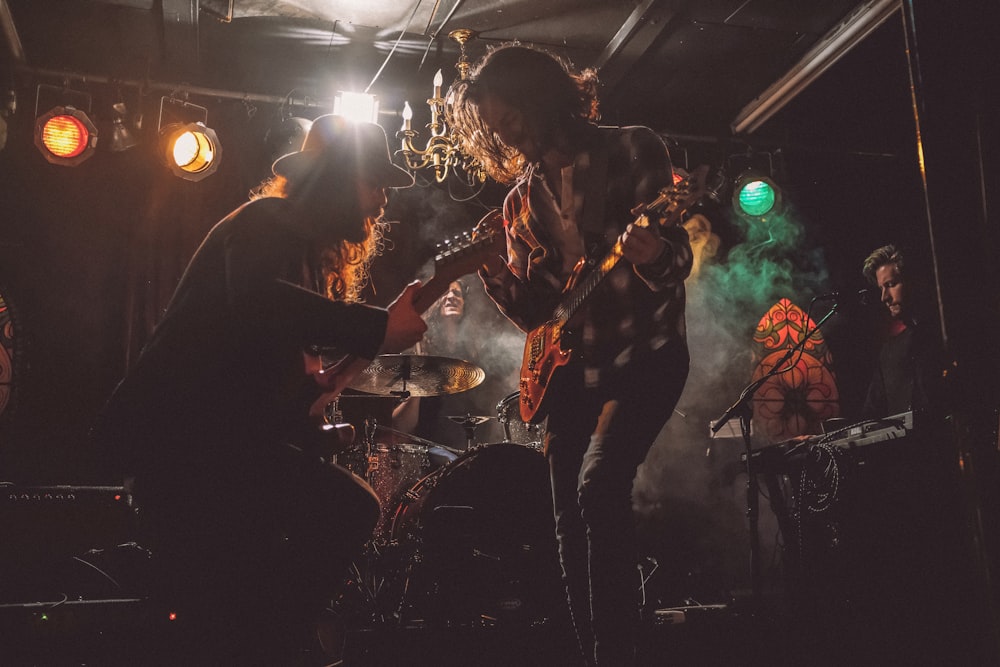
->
<box><xmin>389</xmin><ymin>442</ymin><xmax>564</xmax><ymax>626</ymax></box>
<box><xmin>337</xmin><ymin>442</ymin><xmax>457</xmax><ymax>541</ymax></box>
<box><xmin>496</xmin><ymin>391</ymin><xmax>545</xmax><ymax>450</ymax></box>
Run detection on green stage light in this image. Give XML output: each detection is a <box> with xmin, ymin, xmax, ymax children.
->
<box><xmin>733</xmin><ymin>170</ymin><xmax>781</xmax><ymax>219</ymax></box>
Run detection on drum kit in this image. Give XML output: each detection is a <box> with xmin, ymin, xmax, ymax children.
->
<box><xmin>328</xmin><ymin>354</ymin><xmax>562</xmax><ymax>630</ymax></box>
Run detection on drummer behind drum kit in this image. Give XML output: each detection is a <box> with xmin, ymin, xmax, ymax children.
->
<box><xmin>327</xmin><ymin>353</ymin><xmax>563</xmax><ymax>630</ymax></box>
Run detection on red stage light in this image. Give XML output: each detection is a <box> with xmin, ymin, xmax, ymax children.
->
<box><xmin>34</xmin><ymin>106</ymin><xmax>98</xmax><ymax>166</ymax></box>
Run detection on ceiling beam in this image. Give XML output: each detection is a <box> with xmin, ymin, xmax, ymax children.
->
<box><xmin>730</xmin><ymin>0</ymin><xmax>901</xmax><ymax>135</ymax></box>
<box><xmin>161</xmin><ymin>0</ymin><xmax>201</xmax><ymax>74</ymax></box>
<box><xmin>595</xmin><ymin>0</ymin><xmax>678</xmax><ymax>94</ymax></box>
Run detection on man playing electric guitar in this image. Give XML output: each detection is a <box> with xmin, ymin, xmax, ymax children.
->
<box><xmin>450</xmin><ymin>45</ymin><xmax>694</xmax><ymax>666</ymax></box>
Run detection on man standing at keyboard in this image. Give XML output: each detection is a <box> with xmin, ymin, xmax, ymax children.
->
<box><xmin>860</xmin><ymin>243</ymin><xmax>947</xmax><ymax>419</ymax></box>
<box><xmin>850</xmin><ymin>243</ymin><xmax>975</xmax><ymax>664</ymax></box>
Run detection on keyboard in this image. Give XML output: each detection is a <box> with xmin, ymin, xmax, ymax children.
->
<box><xmin>741</xmin><ymin>411</ymin><xmax>914</xmax><ymax>472</ymax></box>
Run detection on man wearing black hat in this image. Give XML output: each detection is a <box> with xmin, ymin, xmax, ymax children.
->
<box><xmin>94</xmin><ymin>115</ymin><xmax>426</xmax><ymax>663</ymax></box>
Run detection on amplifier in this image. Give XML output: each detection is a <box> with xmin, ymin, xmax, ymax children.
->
<box><xmin>2</xmin><ymin>484</ymin><xmax>132</xmax><ymax>506</ymax></box>
<box><xmin>0</xmin><ymin>484</ymin><xmax>137</xmax><ymax>600</ymax></box>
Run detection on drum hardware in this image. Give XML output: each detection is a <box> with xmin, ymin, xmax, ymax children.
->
<box><xmin>347</xmin><ymin>354</ymin><xmax>486</xmax><ymax>397</ymax></box>
<box><xmin>472</xmin><ymin>548</ymin><xmax>501</xmax><ymax>561</ymax></box>
<box><xmin>373</xmin><ymin>423</ymin><xmax>464</xmax><ymax>457</ymax></box>
<box><xmin>496</xmin><ymin>391</ymin><xmax>546</xmax><ymax>449</ymax></box>
<box><xmin>339</xmin><ymin>416</ymin><xmax>460</xmax><ymax>542</ymax></box>
<box><xmin>331</xmin><ymin>442</ymin><xmax>569</xmax><ymax>633</ymax></box>
<box><xmin>323</xmin><ymin>396</ymin><xmax>345</xmax><ymax>425</ymax></box>
<box><xmin>446</xmin><ymin>413</ymin><xmax>495</xmax><ymax>449</ymax></box>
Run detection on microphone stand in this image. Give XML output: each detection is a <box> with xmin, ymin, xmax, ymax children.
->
<box><xmin>711</xmin><ymin>301</ymin><xmax>840</xmax><ymax>602</ymax></box>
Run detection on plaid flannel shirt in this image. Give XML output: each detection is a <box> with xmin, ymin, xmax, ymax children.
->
<box><xmin>481</xmin><ymin>124</ymin><xmax>693</xmax><ymax>387</ymax></box>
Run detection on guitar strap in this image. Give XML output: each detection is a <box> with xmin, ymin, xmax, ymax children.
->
<box><xmin>580</xmin><ymin>129</ymin><xmax>610</xmax><ymax>260</ymax></box>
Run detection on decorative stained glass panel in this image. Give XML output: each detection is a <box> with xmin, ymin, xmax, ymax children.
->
<box><xmin>750</xmin><ymin>298</ymin><xmax>840</xmax><ymax>442</ymax></box>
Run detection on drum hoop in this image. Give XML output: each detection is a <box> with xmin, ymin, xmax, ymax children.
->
<box><xmin>495</xmin><ymin>391</ymin><xmax>520</xmax><ymax>423</ymax></box>
<box><xmin>373</xmin><ymin>442</ymin><xmax>430</xmax><ymax>455</ymax></box>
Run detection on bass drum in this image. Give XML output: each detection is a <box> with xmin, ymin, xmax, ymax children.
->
<box><xmin>390</xmin><ymin>442</ymin><xmax>565</xmax><ymax>627</ymax></box>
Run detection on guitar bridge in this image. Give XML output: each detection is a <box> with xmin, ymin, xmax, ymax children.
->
<box><xmin>518</xmin><ymin>380</ymin><xmax>534</xmax><ymax>410</ymax></box>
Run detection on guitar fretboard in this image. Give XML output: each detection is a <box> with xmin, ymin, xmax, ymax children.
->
<box><xmin>553</xmin><ymin>242</ymin><xmax>625</xmax><ymax>323</ymax></box>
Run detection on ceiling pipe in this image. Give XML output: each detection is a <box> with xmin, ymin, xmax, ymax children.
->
<box><xmin>14</xmin><ymin>64</ymin><xmax>336</xmax><ymax>110</ymax></box>
<box><xmin>730</xmin><ymin>0</ymin><xmax>901</xmax><ymax>136</ymax></box>
<box><xmin>0</xmin><ymin>0</ymin><xmax>25</xmax><ymax>64</ymax></box>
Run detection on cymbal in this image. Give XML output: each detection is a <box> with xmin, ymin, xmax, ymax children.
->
<box><xmin>347</xmin><ymin>354</ymin><xmax>486</xmax><ymax>397</ymax></box>
<box><xmin>446</xmin><ymin>415</ymin><xmax>495</xmax><ymax>426</ymax></box>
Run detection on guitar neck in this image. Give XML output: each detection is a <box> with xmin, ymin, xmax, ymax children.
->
<box><xmin>551</xmin><ymin>166</ymin><xmax>708</xmax><ymax>324</ymax></box>
<box><xmin>553</xmin><ymin>242</ymin><xmax>625</xmax><ymax>323</ymax></box>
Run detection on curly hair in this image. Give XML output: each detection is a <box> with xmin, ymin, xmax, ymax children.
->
<box><xmin>447</xmin><ymin>44</ymin><xmax>600</xmax><ymax>184</ymax></box>
<box><xmin>862</xmin><ymin>244</ymin><xmax>904</xmax><ymax>285</ymax></box>
<box><xmin>251</xmin><ymin>174</ymin><xmax>385</xmax><ymax>302</ymax></box>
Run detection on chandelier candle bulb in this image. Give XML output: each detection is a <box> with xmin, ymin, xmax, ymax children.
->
<box><xmin>402</xmin><ymin>101</ymin><xmax>413</xmax><ymax>130</ymax></box>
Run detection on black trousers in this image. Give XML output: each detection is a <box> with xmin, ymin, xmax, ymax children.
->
<box><xmin>545</xmin><ymin>339</ymin><xmax>688</xmax><ymax>667</ymax></box>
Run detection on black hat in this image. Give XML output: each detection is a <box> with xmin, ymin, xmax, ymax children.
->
<box><xmin>272</xmin><ymin>114</ymin><xmax>414</xmax><ymax>188</ymax></box>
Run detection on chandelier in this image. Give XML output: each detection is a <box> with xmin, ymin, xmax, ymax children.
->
<box><xmin>398</xmin><ymin>29</ymin><xmax>486</xmax><ymax>186</ymax></box>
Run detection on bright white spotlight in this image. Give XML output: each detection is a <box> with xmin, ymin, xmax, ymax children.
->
<box><xmin>333</xmin><ymin>91</ymin><xmax>379</xmax><ymax>124</ymax></box>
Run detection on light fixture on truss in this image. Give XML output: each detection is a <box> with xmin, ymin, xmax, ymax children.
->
<box><xmin>33</xmin><ymin>84</ymin><xmax>99</xmax><ymax>167</ymax></box>
<box><xmin>157</xmin><ymin>96</ymin><xmax>222</xmax><ymax>182</ymax></box>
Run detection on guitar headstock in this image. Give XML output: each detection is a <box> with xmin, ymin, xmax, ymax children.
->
<box><xmin>646</xmin><ymin>164</ymin><xmax>712</xmax><ymax>226</ymax></box>
<box><xmin>433</xmin><ymin>209</ymin><xmax>504</xmax><ymax>267</ymax></box>
<box><xmin>431</xmin><ymin>209</ymin><xmax>505</xmax><ymax>281</ymax></box>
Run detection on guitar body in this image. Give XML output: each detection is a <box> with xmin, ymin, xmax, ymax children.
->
<box><xmin>515</xmin><ymin>166</ymin><xmax>709</xmax><ymax>426</ymax></box>
<box><xmin>519</xmin><ymin>319</ymin><xmax>573</xmax><ymax>423</ymax></box>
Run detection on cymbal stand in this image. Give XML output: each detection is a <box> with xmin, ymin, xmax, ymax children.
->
<box><xmin>447</xmin><ymin>413</ymin><xmax>492</xmax><ymax>449</ymax></box>
<box><xmin>363</xmin><ymin>416</ymin><xmax>377</xmax><ymax>465</ymax></box>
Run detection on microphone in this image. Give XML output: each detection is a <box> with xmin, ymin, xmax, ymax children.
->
<box><xmin>814</xmin><ymin>288</ymin><xmax>873</xmax><ymax>305</ymax></box>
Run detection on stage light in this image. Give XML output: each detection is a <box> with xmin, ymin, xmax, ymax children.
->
<box><xmin>32</xmin><ymin>84</ymin><xmax>99</xmax><ymax>166</ymax></box>
<box><xmin>34</xmin><ymin>105</ymin><xmax>98</xmax><ymax>166</ymax></box>
<box><xmin>732</xmin><ymin>170</ymin><xmax>782</xmax><ymax>220</ymax></box>
<box><xmin>333</xmin><ymin>91</ymin><xmax>379</xmax><ymax>124</ymax></box>
<box><xmin>161</xmin><ymin>122</ymin><xmax>220</xmax><ymax>180</ymax></box>
<box><xmin>157</xmin><ymin>97</ymin><xmax>221</xmax><ymax>181</ymax></box>
<box><xmin>107</xmin><ymin>101</ymin><xmax>139</xmax><ymax>153</ymax></box>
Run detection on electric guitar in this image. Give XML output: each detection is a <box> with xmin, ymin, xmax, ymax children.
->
<box><xmin>304</xmin><ymin>208</ymin><xmax>506</xmax><ymax>421</ymax></box>
<box><xmin>518</xmin><ymin>166</ymin><xmax>709</xmax><ymax>424</ymax></box>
